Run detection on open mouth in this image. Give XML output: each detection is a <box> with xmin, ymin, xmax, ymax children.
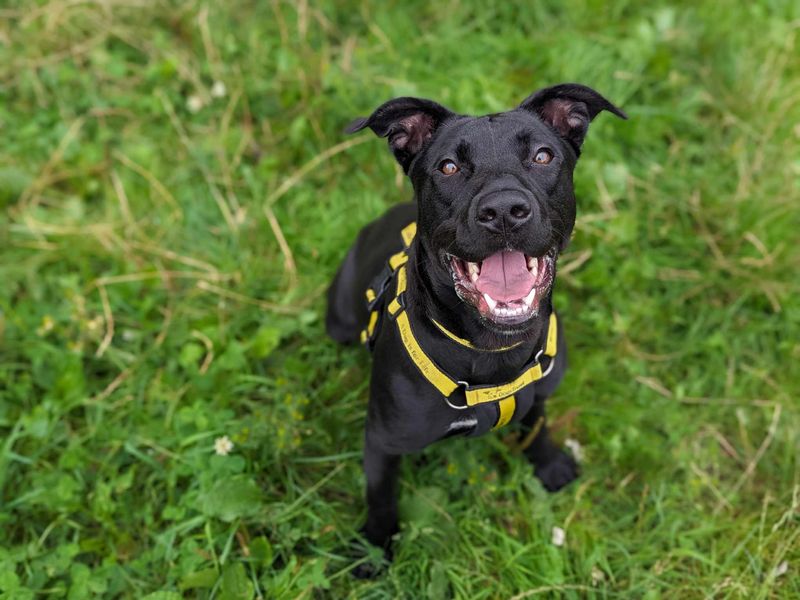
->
<box><xmin>447</xmin><ymin>248</ymin><xmax>557</xmax><ymax>325</ymax></box>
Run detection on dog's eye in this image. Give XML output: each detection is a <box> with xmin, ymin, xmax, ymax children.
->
<box><xmin>533</xmin><ymin>149</ymin><xmax>553</xmax><ymax>165</ymax></box>
<box><xmin>439</xmin><ymin>160</ymin><xmax>459</xmax><ymax>175</ymax></box>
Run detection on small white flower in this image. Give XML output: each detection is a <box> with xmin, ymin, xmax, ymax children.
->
<box><xmin>37</xmin><ymin>315</ymin><xmax>55</xmax><ymax>336</ymax></box>
<box><xmin>86</xmin><ymin>315</ymin><xmax>104</xmax><ymax>333</ymax></box>
<box><xmin>214</xmin><ymin>435</ymin><xmax>234</xmax><ymax>456</ymax></box>
<box><xmin>211</xmin><ymin>80</ymin><xmax>227</xmax><ymax>99</ymax></box>
<box><xmin>591</xmin><ymin>566</ymin><xmax>605</xmax><ymax>585</ymax></box>
<box><xmin>551</xmin><ymin>525</ymin><xmax>565</xmax><ymax>547</ymax></box>
<box><xmin>774</xmin><ymin>560</ymin><xmax>788</xmax><ymax>578</ymax></box>
<box><xmin>187</xmin><ymin>94</ymin><xmax>204</xmax><ymax>113</ymax></box>
<box><xmin>565</xmin><ymin>438</ymin><xmax>584</xmax><ymax>463</ymax></box>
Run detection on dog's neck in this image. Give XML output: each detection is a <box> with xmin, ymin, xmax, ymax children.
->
<box><xmin>405</xmin><ymin>240</ymin><xmax>551</xmax><ymax>357</ymax></box>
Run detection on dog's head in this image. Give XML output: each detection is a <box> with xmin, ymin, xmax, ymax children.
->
<box><xmin>348</xmin><ymin>84</ymin><xmax>626</xmax><ymax>335</ymax></box>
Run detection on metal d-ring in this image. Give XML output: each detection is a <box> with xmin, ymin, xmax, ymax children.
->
<box><xmin>444</xmin><ymin>383</ymin><xmax>472</xmax><ymax>410</ymax></box>
<box><xmin>540</xmin><ymin>354</ymin><xmax>555</xmax><ymax>379</ymax></box>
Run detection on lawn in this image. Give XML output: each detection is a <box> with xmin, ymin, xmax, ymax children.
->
<box><xmin>1</xmin><ymin>1</ymin><xmax>798</xmax><ymax>598</ymax></box>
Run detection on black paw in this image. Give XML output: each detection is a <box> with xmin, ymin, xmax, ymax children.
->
<box><xmin>347</xmin><ymin>529</ymin><xmax>394</xmax><ymax>579</ymax></box>
<box><xmin>534</xmin><ymin>449</ymin><xmax>579</xmax><ymax>492</ymax></box>
<box><xmin>351</xmin><ymin>557</ymin><xmax>387</xmax><ymax>580</ymax></box>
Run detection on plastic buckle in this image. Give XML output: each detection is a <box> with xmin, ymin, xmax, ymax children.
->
<box><xmin>386</xmin><ymin>292</ymin><xmax>407</xmax><ymax>320</ymax></box>
<box><xmin>366</xmin><ymin>265</ymin><xmax>393</xmax><ymax>311</ymax></box>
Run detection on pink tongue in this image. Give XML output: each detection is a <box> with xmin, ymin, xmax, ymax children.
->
<box><xmin>475</xmin><ymin>251</ymin><xmax>535</xmax><ymax>303</ymax></box>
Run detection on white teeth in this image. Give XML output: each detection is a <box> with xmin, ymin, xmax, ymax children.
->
<box><xmin>483</xmin><ymin>293</ymin><xmax>497</xmax><ymax>311</ymax></box>
<box><xmin>527</xmin><ymin>256</ymin><xmax>538</xmax><ymax>279</ymax></box>
<box><xmin>492</xmin><ymin>305</ymin><xmax>526</xmax><ymax>317</ymax></box>
<box><xmin>468</xmin><ymin>261</ymin><xmax>480</xmax><ymax>282</ymax></box>
<box><xmin>483</xmin><ymin>291</ymin><xmax>534</xmax><ymax>318</ymax></box>
<box><xmin>522</xmin><ymin>287</ymin><xmax>536</xmax><ymax>307</ymax></box>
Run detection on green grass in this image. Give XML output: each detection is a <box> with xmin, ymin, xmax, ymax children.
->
<box><xmin>1</xmin><ymin>1</ymin><xmax>799</xmax><ymax>598</ymax></box>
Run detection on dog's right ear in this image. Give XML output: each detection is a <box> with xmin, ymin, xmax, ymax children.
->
<box><xmin>346</xmin><ymin>97</ymin><xmax>455</xmax><ymax>173</ymax></box>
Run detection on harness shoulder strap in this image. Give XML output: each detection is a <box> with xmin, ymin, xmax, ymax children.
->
<box><xmin>360</xmin><ymin>222</ymin><xmax>417</xmax><ymax>349</ymax></box>
<box><xmin>394</xmin><ymin>295</ymin><xmax>559</xmax><ymax>409</ymax></box>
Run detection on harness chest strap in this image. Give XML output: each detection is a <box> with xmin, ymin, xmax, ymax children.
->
<box><xmin>390</xmin><ymin>282</ymin><xmax>558</xmax><ymax>408</ymax></box>
<box><xmin>495</xmin><ymin>396</ymin><xmax>516</xmax><ymax>429</ymax></box>
<box><xmin>360</xmin><ymin>220</ymin><xmax>558</xmax><ymax>428</ymax></box>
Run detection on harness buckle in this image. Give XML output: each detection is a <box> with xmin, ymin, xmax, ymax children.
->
<box><xmin>386</xmin><ymin>292</ymin><xmax>407</xmax><ymax>320</ymax></box>
<box><xmin>366</xmin><ymin>264</ymin><xmax>394</xmax><ymax>311</ymax></box>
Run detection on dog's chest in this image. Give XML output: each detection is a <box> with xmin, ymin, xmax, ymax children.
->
<box><xmin>443</xmin><ymin>384</ymin><xmax>537</xmax><ymax>438</ymax></box>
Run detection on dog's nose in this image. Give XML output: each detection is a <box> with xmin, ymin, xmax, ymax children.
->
<box><xmin>476</xmin><ymin>193</ymin><xmax>532</xmax><ymax>233</ymax></box>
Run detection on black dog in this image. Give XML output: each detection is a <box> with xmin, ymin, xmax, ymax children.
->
<box><xmin>326</xmin><ymin>83</ymin><xmax>626</xmax><ymax>575</ymax></box>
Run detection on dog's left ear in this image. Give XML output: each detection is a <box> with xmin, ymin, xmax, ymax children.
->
<box><xmin>345</xmin><ymin>97</ymin><xmax>455</xmax><ymax>173</ymax></box>
<box><xmin>519</xmin><ymin>83</ymin><xmax>627</xmax><ymax>153</ymax></box>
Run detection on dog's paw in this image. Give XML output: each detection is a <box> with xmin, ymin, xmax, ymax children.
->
<box><xmin>351</xmin><ymin>557</ymin><xmax>387</xmax><ymax>580</ymax></box>
<box><xmin>534</xmin><ymin>449</ymin><xmax>579</xmax><ymax>492</ymax></box>
<box><xmin>347</xmin><ymin>530</ymin><xmax>394</xmax><ymax>579</ymax></box>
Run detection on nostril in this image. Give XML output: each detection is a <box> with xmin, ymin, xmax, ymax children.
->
<box><xmin>510</xmin><ymin>204</ymin><xmax>530</xmax><ymax>220</ymax></box>
<box><xmin>478</xmin><ymin>208</ymin><xmax>497</xmax><ymax>223</ymax></box>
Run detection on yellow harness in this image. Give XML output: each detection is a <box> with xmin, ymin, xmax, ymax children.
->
<box><xmin>361</xmin><ymin>222</ymin><xmax>558</xmax><ymax>429</ymax></box>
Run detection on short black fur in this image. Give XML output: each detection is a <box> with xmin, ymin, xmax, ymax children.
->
<box><xmin>327</xmin><ymin>82</ymin><xmax>626</xmax><ymax>578</ymax></box>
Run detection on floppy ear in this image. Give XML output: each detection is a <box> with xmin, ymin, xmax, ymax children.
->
<box><xmin>346</xmin><ymin>97</ymin><xmax>455</xmax><ymax>173</ymax></box>
<box><xmin>519</xmin><ymin>83</ymin><xmax>627</xmax><ymax>154</ymax></box>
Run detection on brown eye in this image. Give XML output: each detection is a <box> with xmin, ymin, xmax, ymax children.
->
<box><xmin>440</xmin><ymin>160</ymin><xmax>459</xmax><ymax>175</ymax></box>
<box><xmin>534</xmin><ymin>149</ymin><xmax>553</xmax><ymax>165</ymax></box>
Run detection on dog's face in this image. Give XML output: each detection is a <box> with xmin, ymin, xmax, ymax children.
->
<box><xmin>349</xmin><ymin>84</ymin><xmax>625</xmax><ymax>334</ymax></box>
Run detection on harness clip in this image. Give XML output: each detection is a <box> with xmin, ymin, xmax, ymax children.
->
<box><xmin>386</xmin><ymin>292</ymin><xmax>407</xmax><ymax>320</ymax></box>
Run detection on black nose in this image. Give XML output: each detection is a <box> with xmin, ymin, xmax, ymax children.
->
<box><xmin>476</xmin><ymin>193</ymin><xmax>532</xmax><ymax>233</ymax></box>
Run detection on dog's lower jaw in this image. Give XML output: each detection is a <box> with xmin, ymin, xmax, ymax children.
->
<box><xmin>414</xmin><ymin>264</ymin><xmax>554</xmax><ymax>350</ymax></box>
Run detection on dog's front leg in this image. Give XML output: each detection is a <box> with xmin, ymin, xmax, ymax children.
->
<box><xmin>362</xmin><ymin>437</ymin><xmax>401</xmax><ymax>548</ymax></box>
<box><xmin>521</xmin><ymin>399</ymin><xmax>579</xmax><ymax>492</ymax></box>
<box><xmin>350</xmin><ymin>435</ymin><xmax>401</xmax><ymax>578</ymax></box>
